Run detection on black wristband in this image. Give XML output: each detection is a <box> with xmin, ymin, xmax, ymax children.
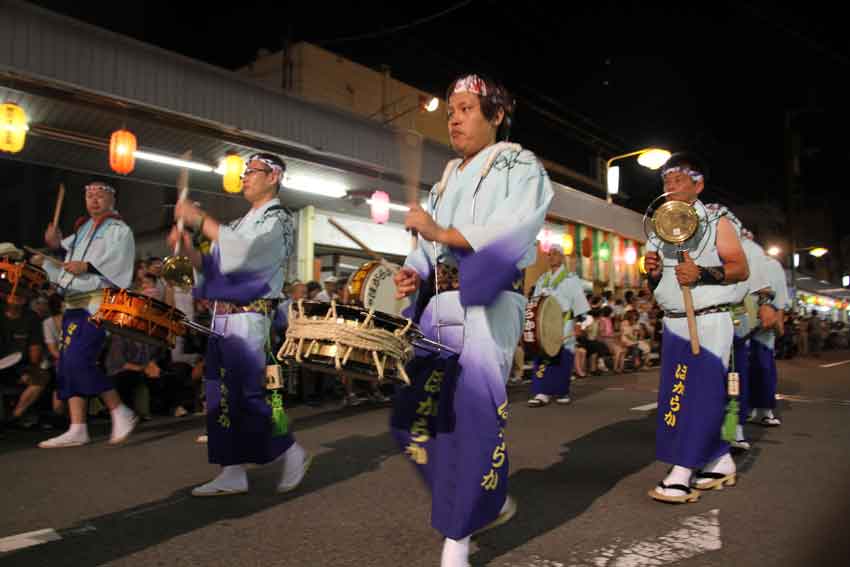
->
<box><xmin>696</xmin><ymin>265</ymin><xmax>725</xmax><ymax>285</ymax></box>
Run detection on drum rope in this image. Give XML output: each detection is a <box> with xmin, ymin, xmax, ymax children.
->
<box><xmin>285</xmin><ymin>317</ymin><xmax>413</xmax><ymax>364</ymax></box>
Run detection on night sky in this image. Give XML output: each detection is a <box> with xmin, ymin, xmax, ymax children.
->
<box><xmin>25</xmin><ymin>1</ymin><xmax>850</xmax><ymax>253</ymax></box>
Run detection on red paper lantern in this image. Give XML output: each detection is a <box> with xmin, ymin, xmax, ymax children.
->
<box><xmin>581</xmin><ymin>236</ymin><xmax>593</xmax><ymax>258</ymax></box>
<box><xmin>109</xmin><ymin>129</ymin><xmax>137</xmax><ymax>175</ymax></box>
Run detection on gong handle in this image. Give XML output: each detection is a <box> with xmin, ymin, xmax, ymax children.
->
<box><xmin>676</xmin><ymin>249</ymin><xmax>700</xmax><ymax>355</ymax></box>
<box><xmin>681</xmin><ymin>285</ymin><xmax>700</xmax><ymax>355</ymax></box>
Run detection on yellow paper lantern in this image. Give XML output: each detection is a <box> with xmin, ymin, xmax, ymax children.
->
<box><xmin>562</xmin><ymin>233</ymin><xmax>575</xmax><ymax>256</ymax></box>
<box><xmin>0</xmin><ymin>103</ymin><xmax>29</xmax><ymax>154</ymax></box>
<box><xmin>109</xmin><ymin>129</ymin><xmax>137</xmax><ymax>175</ymax></box>
<box><xmin>222</xmin><ymin>154</ymin><xmax>245</xmax><ymax>193</ymax></box>
<box><xmin>638</xmin><ymin>255</ymin><xmax>647</xmax><ymax>274</ymax></box>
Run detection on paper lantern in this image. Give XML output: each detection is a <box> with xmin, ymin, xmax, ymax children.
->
<box><xmin>638</xmin><ymin>255</ymin><xmax>647</xmax><ymax>274</ymax></box>
<box><xmin>562</xmin><ymin>233</ymin><xmax>575</xmax><ymax>256</ymax></box>
<box><xmin>0</xmin><ymin>103</ymin><xmax>29</xmax><ymax>154</ymax></box>
<box><xmin>538</xmin><ymin>228</ymin><xmax>553</xmax><ymax>253</ymax></box>
<box><xmin>599</xmin><ymin>241</ymin><xmax>611</xmax><ymax>262</ymax></box>
<box><xmin>222</xmin><ymin>154</ymin><xmax>245</xmax><ymax>193</ymax></box>
<box><xmin>370</xmin><ymin>190</ymin><xmax>390</xmax><ymax>224</ymax></box>
<box><xmin>109</xmin><ymin>129</ymin><xmax>137</xmax><ymax>175</ymax></box>
<box><xmin>625</xmin><ymin>246</ymin><xmax>638</xmax><ymax>265</ymax></box>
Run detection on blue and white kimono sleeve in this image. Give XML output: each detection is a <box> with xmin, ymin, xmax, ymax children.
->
<box><xmin>194</xmin><ymin>200</ymin><xmax>293</xmax><ymax>303</ymax></box>
<box><xmin>561</xmin><ymin>276</ymin><xmax>590</xmax><ymax>352</ymax></box>
<box><xmin>43</xmin><ymin>218</ymin><xmax>134</xmax><ymax>315</ymax></box>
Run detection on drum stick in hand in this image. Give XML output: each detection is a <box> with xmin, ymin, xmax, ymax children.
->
<box><xmin>52</xmin><ymin>183</ymin><xmax>65</xmax><ymax>229</ymax></box>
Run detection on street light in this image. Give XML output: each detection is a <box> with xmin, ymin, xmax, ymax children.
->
<box><xmin>605</xmin><ymin>147</ymin><xmax>671</xmax><ymax>203</ymax></box>
<box><xmin>767</xmin><ymin>246</ymin><xmax>781</xmax><ymax>257</ymax></box>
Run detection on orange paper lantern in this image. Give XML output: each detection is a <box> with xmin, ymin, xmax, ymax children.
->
<box><xmin>109</xmin><ymin>129</ymin><xmax>137</xmax><ymax>175</ymax></box>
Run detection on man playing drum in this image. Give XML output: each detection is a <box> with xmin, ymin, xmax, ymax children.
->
<box><xmin>170</xmin><ymin>152</ymin><xmax>311</xmax><ymax>497</ymax></box>
<box><xmin>527</xmin><ymin>243</ymin><xmax>590</xmax><ymax>407</ymax></box>
<box><xmin>393</xmin><ymin>73</ymin><xmax>552</xmax><ymax>567</ymax></box>
<box><xmin>644</xmin><ymin>153</ymin><xmax>749</xmax><ymax>503</ymax></box>
<box><xmin>37</xmin><ymin>181</ymin><xmax>137</xmax><ymax>448</ymax></box>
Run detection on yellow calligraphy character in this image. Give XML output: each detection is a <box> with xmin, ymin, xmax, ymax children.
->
<box><xmin>670</xmin><ymin>395</ymin><xmax>681</xmax><ymax>412</ymax></box>
<box><xmin>675</xmin><ymin>364</ymin><xmax>688</xmax><ymax>381</ymax></box>
<box><xmin>672</xmin><ymin>381</ymin><xmax>685</xmax><ymax>396</ymax></box>
<box><xmin>492</xmin><ymin>442</ymin><xmax>506</xmax><ymax>468</ymax></box>
<box><xmin>664</xmin><ymin>411</ymin><xmax>676</xmax><ymax>427</ymax></box>
<box><xmin>405</xmin><ymin>443</ymin><xmax>428</xmax><ymax>465</ymax></box>
<box><xmin>481</xmin><ymin>469</ymin><xmax>499</xmax><ymax>491</ymax></box>
<box><xmin>416</xmin><ymin>397</ymin><xmax>439</xmax><ymax>417</ymax></box>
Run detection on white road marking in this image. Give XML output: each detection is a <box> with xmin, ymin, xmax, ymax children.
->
<box><xmin>572</xmin><ymin>509</ymin><xmax>721</xmax><ymax>567</ymax></box>
<box><xmin>776</xmin><ymin>393</ymin><xmax>850</xmax><ymax>406</ymax></box>
<box><xmin>122</xmin><ymin>496</ymin><xmax>188</xmax><ymax>519</ymax></box>
<box><xmin>630</xmin><ymin>402</ymin><xmax>658</xmax><ymax>412</ymax></box>
<box><xmin>0</xmin><ymin>528</ymin><xmax>62</xmax><ymax>553</ymax></box>
<box><xmin>819</xmin><ymin>359</ymin><xmax>850</xmax><ymax>369</ymax></box>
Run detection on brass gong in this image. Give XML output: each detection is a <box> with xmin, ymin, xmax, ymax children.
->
<box><xmin>651</xmin><ymin>200</ymin><xmax>700</xmax><ymax>245</ymax></box>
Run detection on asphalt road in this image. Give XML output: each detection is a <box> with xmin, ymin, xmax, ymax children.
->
<box><xmin>2</xmin><ymin>351</ymin><xmax>849</xmax><ymax>566</ymax></box>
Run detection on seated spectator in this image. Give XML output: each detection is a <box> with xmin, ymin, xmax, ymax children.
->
<box><xmin>0</xmin><ymin>296</ymin><xmax>49</xmax><ymax>426</ymax></box>
<box><xmin>599</xmin><ymin>306</ymin><xmax>625</xmax><ymax>373</ymax></box>
<box><xmin>105</xmin><ymin>334</ymin><xmax>164</xmax><ymax>421</ymax></box>
<box><xmin>620</xmin><ymin>310</ymin><xmax>646</xmax><ymax>370</ymax></box>
<box><xmin>41</xmin><ymin>294</ymin><xmax>65</xmax><ymax>416</ymax></box>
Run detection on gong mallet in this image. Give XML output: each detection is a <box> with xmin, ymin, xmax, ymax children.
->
<box><xmin>327</xmin><ymin>217</ymin><xmax>398</xmax><ymax>274</ymax></box>
<box><xmin>651</xmin><ymin>200</ymin><xmax>701</xmax><ymax>355</ymax></box>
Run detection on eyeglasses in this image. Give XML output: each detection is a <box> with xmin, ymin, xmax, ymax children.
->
<box><xmin>241</xmin><ymin>166</ymin><xmax>273</xmax><ymax>179</ymax></box>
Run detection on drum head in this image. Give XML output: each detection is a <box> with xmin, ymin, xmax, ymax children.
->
<box><xmin>537</xmin><ymin>295</ymin><xmax>564</xmax><ymax>357</ymax></box>
<box><xmin>358</xmin><ymin>263</ymin><xmax>410</xmax><ymax>317</ymax></box>
<box><xmin>297</xmin><ymin>300</ymin><xmax>409</xmax><ymax>333</ymax></box>
<box><xmin>0</xmin><ymin>351</ymin><xmax>23</xmax><ymax>371</ymax></box>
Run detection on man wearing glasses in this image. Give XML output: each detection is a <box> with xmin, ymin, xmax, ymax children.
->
<box><xmin>170</xmin><ymin>152</ymin><xmax>311</xmax><ymax>496</ymax></box>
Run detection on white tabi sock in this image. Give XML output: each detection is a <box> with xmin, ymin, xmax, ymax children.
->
<box><xmin>701</xmin><ymin>452</ymin><xmax>735</xmax><ymax>476</ymax></box>
<box><xmin>440</xmin><ymin>536</ymin><xmax>471</xmax><ymax>567</ymax></box>
<box><xmin>110</xmin><ymin>404</ymin><xmax>133</xmax><ymax>421</ymax></box>
<box><xmin>735</xmin><ymin>424</ymin><xmax>746</xmax><ymax>442</ymax></box>
<box><xmin>277</xmin><ymin>442</ymin><xmax>310</xmax><ymax>491</ymax></box>
<box><xmin>68</xmin><ymin>423</ymin><xmax>88</xmax><ymax>437</ymax></box>
<box><xmin>212</xmin><ymin>465</ymin><xmax>248</xmax><ymax>489</ymax></box>
<box><xmin>191</xmin><ymin>465</ymin><xmax>248</xmax><ymax>495</ymax></box>
<box><xmin>763</xmin><ymin>409</ymin><xmax>776</xmax><ymax>419</ymax></box>
<box><xmin>657</xmin><ymin>465</ymin><xmax>693</xmax><ymax>496</ymax></box>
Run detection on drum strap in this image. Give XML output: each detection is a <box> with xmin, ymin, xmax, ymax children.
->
<box><xmin>542</xmin><ymin>268</ymin><xmax>570</xmax><ymax>289</ymax></box>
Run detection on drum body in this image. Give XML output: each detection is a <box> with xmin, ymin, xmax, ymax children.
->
<box><xmin>523</xmin><ymin>295</ymin><xmax>563</xmax><ymax>358</ymax></box>
<box><xmin>90</xmin><ymin>289</ymin><xmax>187</xmax><ymax>348</ymax></box>
<box><xmin>0</xmin><ymin>258</ymin><xmax>48</xmax><ymax>302</ymax></box>
<box><xmin>346</xmin><ymin>261</ymin><xmax>410</xmax><ymax>317</ymax></box>
<box><xmin>278</xmin><ymin>300</ymin><xmax>414</xmax><ymax>383</ymax></box>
